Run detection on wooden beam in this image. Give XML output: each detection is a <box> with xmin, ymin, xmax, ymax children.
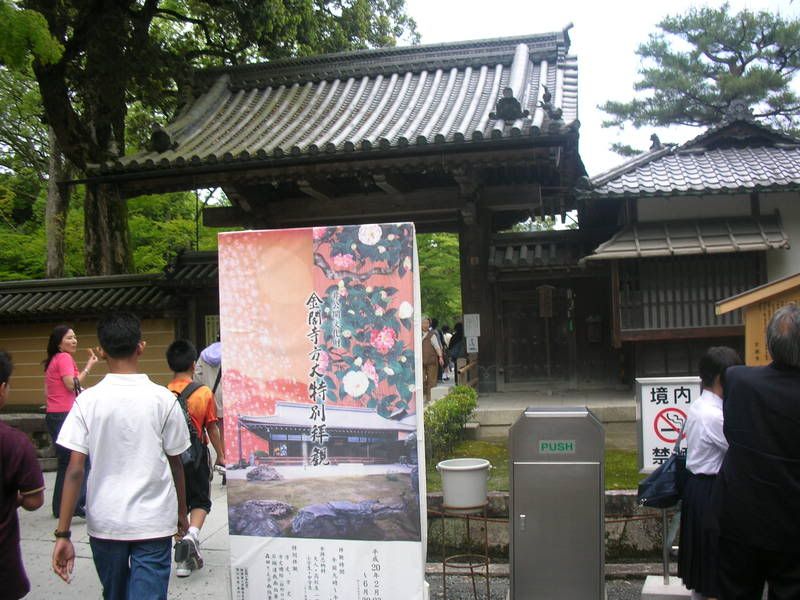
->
<box><xmin>112</xmin><ymin>142</ymin><xmax>560</xmax><ymax>198</ymax></box>
<box><xmin>372</xmin><ymin>172</ymin><xmax>411</xmax><ymax>195</ymax></box>
<box><xmin>716</xmin><ymin>272</ymin><xmax>800</xmax><ymax>315</ymax></box>
<box><xmin>451</xmin><ymin>167</ymin><xmax>481</xmax><ymax>197</ymax></box>
<box><xmin>620</xmin><ymin>325</ymin><xmax>743</xmax><ymax>342</ymax></box>
<box><xmin>204</xmin><ymin>182</ymin><xmax>549</xmax><ymax>228</ymax></box>
<box><xmin>610</xmin><ymin>260</ymin><xmax>621</xmax><ymax>349</ymax></box>
<box><xmin>297</xmin><ymin>178</ymin><xmax>336</xmax><ymax>201</ymax></box>
<box><xmin>222</xmin><ymin>184</ymin><xmax>269</xmax><ymax>212</ymax></box>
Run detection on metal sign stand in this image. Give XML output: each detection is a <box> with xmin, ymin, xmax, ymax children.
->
<box><xmin>661</xmin><ymin>509</ymin><xmax>670</xmax><ymax>585</ymax></box>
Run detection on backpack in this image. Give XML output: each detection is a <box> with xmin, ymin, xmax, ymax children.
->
<box><xmin>174</xmin><ymin>381</ymin><xmax>206</xmax><ymax>470</ymax></box>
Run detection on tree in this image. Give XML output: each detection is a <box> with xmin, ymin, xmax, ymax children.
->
<box><xmin>0</xmin><ymin>0</ymin><xmax>61</xmax><ymax>69</ymax></box>
<box><xmin>16</xmin><ymin>0</ymin><xmax>417</xmax><ymax>275</ymax></box>
<box><xmin>416</xmin><ymin>233</ymin><xmax>461</xmax><ymax>325</ymax></box>
<box><xmin>600</xmin><ymin>4</ymin><xmax>800</xmax><ymax>137</ymax></box>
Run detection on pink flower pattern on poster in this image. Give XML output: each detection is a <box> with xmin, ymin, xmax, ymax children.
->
<box><xmin>312</xmin><ymin>223</ymin><xmax>416</xmax><ymax>417</ymax></box>
<box><xmin>370</xmin><ymin>327</ymin><xmax>397</xmax><ymax>355</ymax></box>
<box><xmin>331</xmin><ymin>253</ymin><xmax>357</xmax><ymax>270</ymax></box>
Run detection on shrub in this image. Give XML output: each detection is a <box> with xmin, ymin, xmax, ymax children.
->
<box><xmin>423</xmin><ymin>385</ymin><xmax>478</xmax><ymax>460</ymax></box>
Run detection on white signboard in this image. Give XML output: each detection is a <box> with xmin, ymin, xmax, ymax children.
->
<box><xmin>635</xmin><ymin>376</ymin><xmax>701</xmax><ymax>473</ymax></box>
<box><xmin>463</xmin><ymin>313</ymin><xmax>480</xmax><ymax>337</ymax></box>
<box><xmin>466</xmin><ymin>336</ymin><xmax>479</xmax><ymax>354</ymax></box>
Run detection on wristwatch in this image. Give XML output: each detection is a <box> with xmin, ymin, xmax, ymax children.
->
<box><xmin>54</xmin><ymin>529</ymin><xmax>71</xmax><ymax>539</ymax></box>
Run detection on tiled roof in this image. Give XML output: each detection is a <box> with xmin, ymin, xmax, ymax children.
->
<box><xmin>0</xmin><ymin>274</ymin><xmax>175</xmax><ymax>321</ymax></box>
<box><xmin>0</xmin><ymin>252</ymin><xmax>220</xmax><ymax>320</ymax></box>
<box><xmin>93</xmin><ymin>32</ymin><xmax>578</xmax><ymax>176</ymax></box>
<box><xmin>240</xmin><ymin>402</ymin><xmax>416</xmax><ymax>433</ymax></box>
<box><xmin>163</xmin><ymin>251</ymin><xmax>218</xmax><ymax>287</ymax></box>
<box><xmin>584</xmin><ymin>121</ymin><xmax>800</xmax><ymax>199</ymax></box>
<box><xmin>585</xmin><ymin>214</ymin><xmax>789</xmax><ymax>261</ymax></box>
<box><xmin>489</xmin><ymin>230</ymin><xmax>596</xmax><ymax>270</ymax></box>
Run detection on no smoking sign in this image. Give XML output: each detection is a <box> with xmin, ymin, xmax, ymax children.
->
<box><xmin>636</xmin><ymin>376</ymin><xmax>701</xmax><ymax>472</ymax></box>
<box><xmin>653</xmin><ymin>407</ymin><xmax>686</xmax><ymax>444</ymax></box>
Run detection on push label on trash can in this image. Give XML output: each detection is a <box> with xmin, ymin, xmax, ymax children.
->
<box><xmin>538</xmin><ymin>439</ymin><xmax>576</xmax><ymax>454</ymax></box>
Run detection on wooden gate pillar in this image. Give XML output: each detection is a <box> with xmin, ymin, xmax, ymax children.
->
<box><xmin>457</xmin><ymin>196</ymin><xmax>496</xmax><ymax>391</ymax></box>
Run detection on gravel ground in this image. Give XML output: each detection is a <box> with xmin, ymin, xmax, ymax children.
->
<box><xmin>426</xmin><ymin>575</ymin><xmax>645</xmax><ymax>599</ymax></box>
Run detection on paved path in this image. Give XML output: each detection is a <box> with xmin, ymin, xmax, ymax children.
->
<box><xmin>20</xmin><ymin>470</ymin><xmax>231</xmax><ymax>599</ymax></box>
<box><xmin>20</xmin><ymin>471</ymin><xmax>659</xmax><ymax>600</ymax></box>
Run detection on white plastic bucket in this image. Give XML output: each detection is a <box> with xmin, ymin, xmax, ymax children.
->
<box><xmin>436</xmin><ymin>458</ymin><xmax>491</xmax><ymax>513</ymax></box>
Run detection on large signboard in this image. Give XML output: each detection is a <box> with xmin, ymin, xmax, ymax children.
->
<box><xmin>219</xmin><ymin>224</ymin><xmax>426</xmax><ymax>600</ymax></box>
<box><xmin>635</xmin><ymin>376</ymin><xmax>701</xmax><ymax>473</ymax></box>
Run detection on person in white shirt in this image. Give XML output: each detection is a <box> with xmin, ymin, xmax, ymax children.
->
<box><xmin>51</xmin><ymin>313</ymin><xmax>190</xmax><ymax>600</ymax></box>
<box><xmin>678</xmin><ymin>346</ymin><xmax>742</xmax><ymax>600</ymax></box>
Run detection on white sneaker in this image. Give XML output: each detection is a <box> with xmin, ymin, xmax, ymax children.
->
<box><xmin>185</xmin><ymin>532</ymin><xmax>204</xmax><ymax>572</ymax></box>
<box><xmin>174</xmin><ymin>533</ymin><xmax>203</xmax><ymax>576</ymax></box>
<box><xmin>175</xmin><ymin>561</ymin><xmax>191</xmax><ymax>577</ymax></box>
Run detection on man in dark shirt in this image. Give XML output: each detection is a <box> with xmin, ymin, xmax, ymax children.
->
<box><xmin>716</xmin><ymin>304</ymin><xmax>800</xmax><ymax>599</ymax></box>
<box><xmin>0</xmin><ymin>351</ymin><xmax>45</xmax><ymax>599</ymax></box>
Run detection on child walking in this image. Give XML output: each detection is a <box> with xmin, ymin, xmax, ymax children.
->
<box><xmin>51</xmin><ymin>313</ymin><xmax>190</xmax><ymax>600</ymax></box>
<box><xmin>166</xmin><ymin>339</ymin><xmax>225</xmax><ymax>577</ymax></box>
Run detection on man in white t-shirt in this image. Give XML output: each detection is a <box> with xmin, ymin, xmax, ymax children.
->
<box><xmin>52</xmin><ymin>313</ymin><xmax>190</xmax><ymax>600</ymax></box>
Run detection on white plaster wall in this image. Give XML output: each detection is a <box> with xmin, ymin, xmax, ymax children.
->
<box><xmin>762</xmin><ymin>191</ymin><xmax>800</xmax><ymax>281</ymax></box>
<box><xmin>637</xmin><ymin>194</ymin><xmax>750</xmax><ymax>221</ymax></box>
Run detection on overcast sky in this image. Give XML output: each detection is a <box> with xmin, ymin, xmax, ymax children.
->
<box><xmin>403</xmin><ymin>0</ymin><xmax>798</xmax><ymax>176</ymax></box>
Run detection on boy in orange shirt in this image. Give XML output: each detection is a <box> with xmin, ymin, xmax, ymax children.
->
<box><xmin>166</xmin><ymin>340</ymin><xmax>225</xmax><ymax>578</ymax></box>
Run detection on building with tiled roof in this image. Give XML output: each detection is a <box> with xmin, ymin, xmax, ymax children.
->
<box><xmin>90</xmin><ymin>32</ymin><xmax>580</xmax><ymax>197</ymax></box>
<box><xmin>12</xmin><ymin>37</ymin><xmax>797</xmax><ymax>393</ymax></box>
<box><xmin>0</xmin><ymin>252</ymin><xmax>217</xmax><ymax>409</ymax></box>
<box><xmin>72</xmin><ymin>30</ymin><xmax>591</xmax><ymax>393</ymax></box>
<box><xmin>577</xmin><ymin>101</ymin><xmax>800</xmax><ymax>371</ymax></box>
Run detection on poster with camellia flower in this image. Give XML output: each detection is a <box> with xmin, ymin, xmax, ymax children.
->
<box><xmin>218</xmin><ymin>223</ymin><xmax>426</xmax><ymax>600</ymax></box>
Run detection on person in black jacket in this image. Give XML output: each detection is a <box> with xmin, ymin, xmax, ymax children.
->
<box><xmin>715</xmin><ymin>304</ymin><xmax>800</xmax><ymax>599</ymax></box>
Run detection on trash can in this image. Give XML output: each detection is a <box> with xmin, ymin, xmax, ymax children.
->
<box><xmin>508</xmin><ymin>407</ymin><xmax>605</xmax><ymax>599</ymax></box>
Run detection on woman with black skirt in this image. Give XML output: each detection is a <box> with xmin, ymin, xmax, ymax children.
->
<box><xmin>678</xmin><ymin>346</ymin><xmax>742</xmax><ymax>599</ymax></box>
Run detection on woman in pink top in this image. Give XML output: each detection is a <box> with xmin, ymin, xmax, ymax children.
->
<box><xmin>44</xmin><ymin>325</ymin><xmax>98</xmax><ymax>518</ymax></box>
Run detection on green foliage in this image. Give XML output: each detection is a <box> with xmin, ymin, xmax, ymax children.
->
<box><xmin>0</xmin><ymin>0</ymin><xmax>62</xmax><ymax>69</ymax></box>
<box><xmin>416</xmin><ymin>232</ymin><xmax>461</xmax><ymax>325</ymax></box>
<box><xmin>0</xmin><ymin>66</ymin><xmax>47</xmax><ymax>175</ymax></box>
<box><xmin>425</xmin><ymin>440</ymin><xmax>642</xmax><ymax>492</ymax></box>
<box><xmin>600</xmin><ymin>3</ymin><xmax>800</xmax><ymax>135</ymax></box>
<box><xmin>7</xmin><ymin>0</ymin><xmax>416</xmax><ymax>274</ymax></box>
<box><xmin>0</xmin><ymin>177</ymin><xmax>82</xmax><ymax>280</ymax></box>
<box><xmin>605</xmin><ymin>449</ymin><xmax>641</xmax><ymax>491</ymax></box>
<box><xmin>505</xmin><ymin>215</ymin><xmax>578</xmax><ymax>232</ymax></box>
<box><xmin>423</xmin><ymin>385</ymin><xmax>478</xmax><ymax>461</ymax></box>
<box><xmin>128</xmin><ymin>191</ymin><xmax>235</xmax><ymax>273</ymax></box>
<box><xmin>0</xmin><ymin>185</ymin><xmax>235</xmax><ymax>280</ymax></box>
<box><xmin>609</xmin><ymin>143</ymin><xmax>645</xmax><ymax>158</ymax></box>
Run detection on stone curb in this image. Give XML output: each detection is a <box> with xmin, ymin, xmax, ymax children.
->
<box><xmin>424</xmin><ymin>562</ymin><xmax>676</xmax><ymax>579</ymax></box>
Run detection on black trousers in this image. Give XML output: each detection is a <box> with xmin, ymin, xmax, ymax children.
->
<box><xmin>45</xmin><ymin>412</ymin><xmax>88</xmax><ymax>518</ymax></box>
<box><xmin>718</xmin><ymin>536</ymin><xmax>800</xmax><ymax>600</ymax></box>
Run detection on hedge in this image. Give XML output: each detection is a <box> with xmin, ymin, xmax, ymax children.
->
<box><xmin>423</xmin><ymin>385</ymin><xmax>478</xmax><ymax>460</ymax></box>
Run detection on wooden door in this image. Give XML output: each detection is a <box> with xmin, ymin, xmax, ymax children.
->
<box><xmin>502</xmin><ymin>287</ymin><xmax>574</xmax><ymax>383</ymax></box>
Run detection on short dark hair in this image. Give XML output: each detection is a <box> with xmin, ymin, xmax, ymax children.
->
<box><xmin>767</xmin><ymin>304</ymin><xmax>800</xmax><ymax>368</ymax></box>
<box><xmin>97</xmin><ymin>313</ymin><xmax>141</xmax><ymax>359</ymax></box>
<box><xmin>0</xmin><ymin>350</ymin><xmax>12</xmax><ymax>385</ymax></box>
<box><xmin>166</xmin><ymin>339</ymin><xmax>197</xmax><ymax>373</ymax></box>
<box><xmin>698</xmin><ymin>346</ymin><xmax>743</xmax><ymax>388</ymax></box>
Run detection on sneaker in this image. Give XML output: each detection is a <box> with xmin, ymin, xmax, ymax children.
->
<box><xmin>175</xmin><ymin>561</ymin><xmax>191</xmax><ymax>578</ymax></box>
<box><xmin>174</xmin><ymin>533</ymin><xmax>203</xmax><ymax>575</ymax></box>
<box><xmin>184</xmin><ymin>533</ymin><xmax>204</xmax><ymax>572</ymax></box>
